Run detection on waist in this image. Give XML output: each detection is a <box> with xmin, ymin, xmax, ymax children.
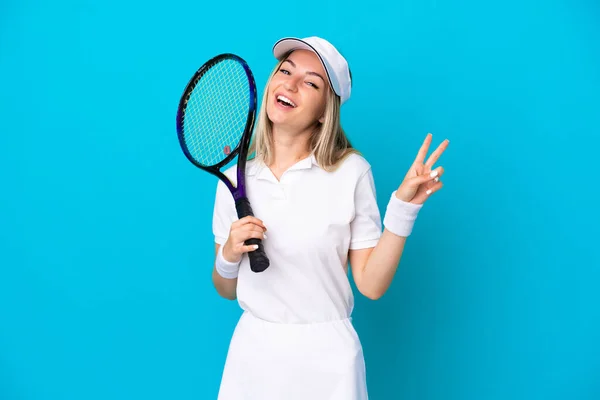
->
<box><xmin>234</xmin><ymin>310</ymin><xmax>362</xmax><ymax>350</ymax></box>
<box><xmin>242</xmin><ymin>309</ymin><xmax>353</xmax><ymax>326</ymax></box>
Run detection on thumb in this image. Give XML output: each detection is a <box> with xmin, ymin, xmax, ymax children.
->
<box><xmin>408</xmin><ymin>170</ymin><xmax>437</xmax><ymax>187</ymax></box>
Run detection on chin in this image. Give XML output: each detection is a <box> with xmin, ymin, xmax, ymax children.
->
<box><xmin>266</xmin><ymin>104</ymin><xmax>289</xmax><ymax>126</ymax></box>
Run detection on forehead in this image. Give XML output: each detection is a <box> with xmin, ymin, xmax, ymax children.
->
<box><xmin>285</xmin><ymin>50</ymin><xmax>326</xmax><ymax>75</ymax></box>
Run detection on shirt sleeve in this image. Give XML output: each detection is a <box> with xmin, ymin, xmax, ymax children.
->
<box><xmin>212</xmin><ymin>180</ymin><xmax>237</xmax><ymax>245</ymax></box>
<box><xmin>349</xmin><ymin>167</ymin><xmax>382</xmax><ymax>250</ymax></box>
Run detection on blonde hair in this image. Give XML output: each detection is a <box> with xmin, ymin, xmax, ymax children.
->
<box><xmin>248</xmin><ymin>53</ymin><xmax>359</xmax><ymax>172</ymax></box>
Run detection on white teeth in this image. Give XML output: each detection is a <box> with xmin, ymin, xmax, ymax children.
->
<box><xmin>277</xmin><ymin>95</ymin><xmax>296</xmax><ymax>107</ymax></box>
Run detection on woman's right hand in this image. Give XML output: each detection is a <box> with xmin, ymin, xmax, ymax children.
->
<box><xmin>222</xmin><ymin>216</ymin><xmax>267</xmax><ymax>263</ymax></box>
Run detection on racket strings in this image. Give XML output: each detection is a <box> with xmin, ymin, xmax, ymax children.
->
<box><xmin>183</xmin><ymin>59</ymin><xmax>251</xmax><ymax>167</ymax></box>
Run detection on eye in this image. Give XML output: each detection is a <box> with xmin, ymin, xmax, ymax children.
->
<box><xmin>279</xmin><ymin>69</ymin><xmax>290</xmax><ymax>75</ymax></box>
<box><xmin>306</xmin><ymin>81</ymin><xmax>319</xmax><ymax>89</ymax></box>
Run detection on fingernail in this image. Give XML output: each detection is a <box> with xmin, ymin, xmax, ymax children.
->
<box><xmin>263</xmin><ymin>233</ymin><xmax>267</xmax><ymax>239</ymax></box>
<box><xmin>434</xmin><ymin>177</ymin><xmax>439</xmax><ymax>182</ymax></box>
<box><xmin>426</xmin><ymin>189</ymin><xmax>432</xmax><ymax>195</ymax></box>
<box><xmin>430</xmin><ymin>170</ymin><xmax>438</xmax><ymax>178</ymax></box>
<box><xmin>253</xmin><ymin>245</ymin><xmax>259</xmax><ymax>249</ymax></box>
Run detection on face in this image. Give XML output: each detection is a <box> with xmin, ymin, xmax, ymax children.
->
<box><xmin>266</xmin><ymin>49</ymin><xmax>330</xmax><ymax>133</ymax></box>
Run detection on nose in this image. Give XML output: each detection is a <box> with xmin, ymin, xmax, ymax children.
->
<box><xmin>283</xmin><ymin>76</ymin><xmax>300</xmax><ymax>92</ymax></box>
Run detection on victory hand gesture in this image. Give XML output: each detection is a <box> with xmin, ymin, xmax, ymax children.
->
<box><xmin>395</xmin><ymin>133</ymin><xmax>449</xmax><ymax>204</ymax></box>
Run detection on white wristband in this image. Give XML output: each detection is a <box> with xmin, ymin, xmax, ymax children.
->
<box><xmin>215</xmin><ymin>245</ymin><xmax>241</xmax><ymax>279</ymax></box>
<box><xmin>383</xmin><ymin>191</ymin><xmax>423</xmax><ymax>237</ymax></box>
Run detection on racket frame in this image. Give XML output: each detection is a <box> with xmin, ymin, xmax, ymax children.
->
<box><xmin>175</xmin><ymin>53</ymin><xmax>270</xmax><ymax>272</ymax></box>
<box><xmin>175</xmin><ymin>53</ymin><xmax>255</xmax><ymax>202</ymax></box>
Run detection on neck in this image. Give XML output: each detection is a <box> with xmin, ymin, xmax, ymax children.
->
<box><xmin>268</xmin><ymin>125</ymin><xmax>313</xmax><ymax>174</ymax></box>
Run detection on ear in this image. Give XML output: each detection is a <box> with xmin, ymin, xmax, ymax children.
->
<box><xmin>318</xmin><ymin>114</ymin><xmax>325</xmax><ymax>124</ymax></box>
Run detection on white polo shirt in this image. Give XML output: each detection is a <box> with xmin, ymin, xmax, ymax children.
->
<box><xmin>212</xmin><ymin>153</ymin><xmax>382</xmax><ymax>324</ymax></box>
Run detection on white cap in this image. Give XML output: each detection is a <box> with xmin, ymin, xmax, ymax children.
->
<box><xmin>272</xmin><ymin>36</ymin><xmax>352</xmax><ymax>105</ymax></box>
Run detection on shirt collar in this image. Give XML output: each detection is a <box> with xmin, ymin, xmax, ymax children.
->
<box><xmin>247</xmin><ymin>154</ymin><xmax>318</xmax><ymax>180</ymax></box>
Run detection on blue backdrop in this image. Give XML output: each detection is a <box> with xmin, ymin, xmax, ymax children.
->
<box><xmin>1</xmin><ymin>0</ymin><xmax>599</xmax><ymax>399</ymax></box>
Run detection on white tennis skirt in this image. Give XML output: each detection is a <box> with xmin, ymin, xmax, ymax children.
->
<box><xmin>217</xmin><ymin>311</ymin><xmax>369</xmax><ymax>400</ymax></box>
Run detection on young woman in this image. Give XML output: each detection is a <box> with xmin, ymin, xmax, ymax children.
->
<box><xmin>211</xmin><ymin>36</ymin><xmax>449</xmax><ymax>400</ymax></box>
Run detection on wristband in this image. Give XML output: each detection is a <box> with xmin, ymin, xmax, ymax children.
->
<box><xmin>215</xmin><ymin>245</ymin><xmax>241</xmax><ymax>279</ymax></box>
<box><xmin>383</xmin><ymin>191</ymin><xmax>423</xmax><ymax>237</ymax></box>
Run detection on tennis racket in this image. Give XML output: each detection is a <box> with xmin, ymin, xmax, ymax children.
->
<box><xmin>175</xmin><ymin>53</ymin><xmax>270</xmax><ymax>273</ymax></box>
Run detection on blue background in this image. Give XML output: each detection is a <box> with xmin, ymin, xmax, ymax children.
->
<box><xmin>1</xmin><ymin>0</ymin><xmax>599</xmax><ymax>399</ymax></box>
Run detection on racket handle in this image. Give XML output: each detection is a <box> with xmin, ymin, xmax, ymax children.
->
<box><xmin>235</xmin><ymin>198</ymin><xmax>270</xmax><ymax>273</ymax></box>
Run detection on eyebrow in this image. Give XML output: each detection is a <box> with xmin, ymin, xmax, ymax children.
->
<box><xmin>283</xmin><ymin>59</ymin><xmax>326</xmax><ymax>83</ymax></box>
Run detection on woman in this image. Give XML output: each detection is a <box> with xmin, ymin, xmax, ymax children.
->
<box><xmin>211</xmin><ymin>36</ymin><xmax>449</xmax><ymax>399</ymax></box>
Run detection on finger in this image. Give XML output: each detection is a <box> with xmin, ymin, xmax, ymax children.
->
<box><xmin>425</xmin><ymin>180</ymin><xmax>444</xmax><ymax>196</ymax></box>
<box><xmin>237</xmin><ymin>228</ymin><xmax>266</xmax><ymax>242</ymax></box>
<box><xmin>424</xmin><ymin>175</ymin><xmax>439</xmax><ymax>188</ymax></box>
<box><xmin>425</xmin><ymin>139</ymin><xmax>449</xmax><ymax>168</ymax></box>
<box><xmin>233</xmin><ymin>216</ymin><xmax>267</xmax><ymax>231</ymax></box>
<box><xmin>426</xmin><ymin>177</ymin><xmax>440</xmax><ymax>189</ymax></box>
<box><xmin>429</xmin><ymin>166</ymin><xmax>445</xmax><ymax>179</ymax></box>
<box><xmin>239</xmin><ymin>222</ymin><xmax>267</xmax><ymax>233</ymax></box>
<box><xmin>413</xmin><ymin>133</ymin><xmax>432</xmax><ymax>165</ymax></box>
<box><xmin>410</xmin><ymin>166</ymin><xmax>444</xmax><ymax>186</ymax></box>
<box><xmin>410</xmin><ymin>180</ymin><xmax>444</xmax><ymax>204</ymax></box>
<box><xmin>240</xmin><ymin>244</ymin><xmax>260</xmax><ymax>253</ymax></box>
<box><xmin>240</xmin><ymin>216</ymin><xmax>266</xmax><ymax>230</ymax></box>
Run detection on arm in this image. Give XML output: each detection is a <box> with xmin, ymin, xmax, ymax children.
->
<box><xmin>212</xmin><ymin>243</ymin><xmax>238</xmax><ymax>300</ymax></box>
<box><xmin>349</xmin><ymin>229</ymin><xmax>408</xmax><ymax>300</ymax></box>
<box><xmin>211</xmin><ymin>217</ymin><xmax>266</xmax><ymax>300</ymax></box>
<box><xmin>211</xmin><ymin>178</ymin><xmax>265</xmax><ymax>301</ymax></box>
<box><xmin>350</xmin><ymin>134</ymin><xmax>449</xmax><ymax>300</ymax></box>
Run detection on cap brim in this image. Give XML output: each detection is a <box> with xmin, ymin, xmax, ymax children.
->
<box><xmin>272</xmin><ymin>37</ymin><xmax>335</xmax><ymax>93</ymax></box>
<box><xmin>273</xmin><ymin>37</ymin><xmax>313</xmax><ymax>59</ymax></box>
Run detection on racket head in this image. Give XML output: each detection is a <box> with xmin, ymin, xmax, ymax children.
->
<box><xmin>176</xmin><ymin>53</ymin><xmax>257</xmax><ymax>175</ymax></box>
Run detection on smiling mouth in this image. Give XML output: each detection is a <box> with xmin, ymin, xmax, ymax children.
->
<box><xmin>276</xmin><ymin>95</ymin><xmax>297</xmax><ymax>108</ymax></box>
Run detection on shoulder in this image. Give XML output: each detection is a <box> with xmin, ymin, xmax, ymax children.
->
<box><xmin>216</xmin><ymin>158</ymin><xmax>261</xmax><ymax>190</ymax></box>
<box><xmin>333</xmin><ymin>152</ymin><xmax>373</xmax><ymax>179</ymax></box>
<box><xmin>212</xmin><ymin>164</ymin><xmax>237</xmax><ymax>198</ymax></box>
<box><xmin>222</xmin><ymin>163</ymin><xmax>237</xmax><ymax>183</ymax></box>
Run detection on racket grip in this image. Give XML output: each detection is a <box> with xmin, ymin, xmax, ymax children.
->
<box><xmin>235</xmin><ymin>198</ymin><xmax>270</xmax><ymax>273</ymax></box>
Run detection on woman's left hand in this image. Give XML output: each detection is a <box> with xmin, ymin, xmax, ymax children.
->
<box><xmin>395</xmin><ymin>133</ymin><xmax>449</xmax><ymax>205</ymax></box>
